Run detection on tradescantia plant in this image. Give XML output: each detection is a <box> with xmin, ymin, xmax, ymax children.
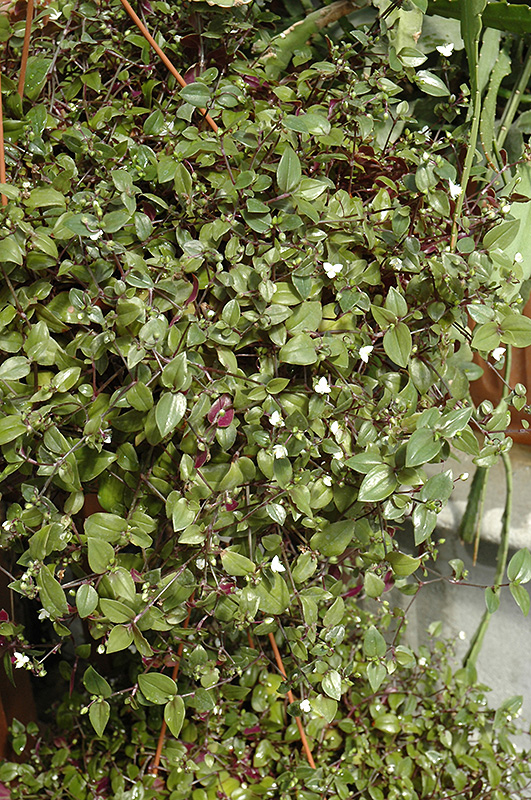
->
<box><xmin>0</xmin><ymin>0</ymin><xmax>531</xmax><ymax>797</ymax></box>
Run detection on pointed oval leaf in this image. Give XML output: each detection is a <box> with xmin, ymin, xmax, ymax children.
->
<box><xmin>76</xmin><ymin>584</ymin><xmax>99</xmax><ymax>618</ymax></box>
<box><xmin>164</xmin><ymin>695</ymin><xmax>186</xmax><ymax>738</ymax></box>
<box><xmin>277</xmin><ymin>146</ymin><xmax>301</xmax><ymax>193</ymax></box>
<box><xmin>358</xmin><ymin>464</ymin><xmax>397</xmax><ymax>503</ymax></box>
<box><xmin>89</xmin><ymin>699</ymin><xmax>110</xmax><ymax>737</ymax></box>
<box><xmin>138</xmin><ymin>672</ymin><xmax>177</xmax><ymax>704</ymax></box>
<box><xmin>383</xmin><ymin>323</ymin><xmax>412</xmax><ymax>368</ymax></box>
<box><xmin>155</xmin><ymin>392</ymin><xmax>187</xmax><ymax>438</ymax></box>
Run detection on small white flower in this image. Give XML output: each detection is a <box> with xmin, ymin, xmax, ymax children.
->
<box><xmin>272</xmin><ymin>444</ymin><xmax>288</xmax><ymax>459</ymax></box>
<box><xmin>38</xmin><ymin>609</ymin><xmax>50</xmax><ymax>620</ymax></box>
<box><xmin>458</xmin><ymin>630</ymin><xmax>466</xmax><ymax>640</ymax></box>
<box><xmin>196</xmin><ymin>558</ymin><xmax>206</xmax><ymax>570</ymax></box>
<box><xmin>418</xmin><ymin>657</ymin><xmax>427</xmax><ymax>667</ymax></box>
<box><xmin>269</xmin><ymin>410</ymin><xmax>284</xmax><ymax>428</ymax></box>
<box><xmin>502</xmin><ymin>204</ymin><xmax>511</xmax><ymax>213</ymax></box>
<box><xmin>515</xmin><ymin>252</ymin><xmax>523</xmax><ymax>263</ymax></box>
<box><xmin>300</xmin><ymin>698</ymin><xmax>311</xmax><ymax>713</ymax></box>
<box><xmin>314</xmin><ymin>377</ymin><xmax>331</xmax><ymax>395</ymax></box>
<box><xmin>13</xmin><ymin>652</ymin><xmax>30</xmax><ymax>669</ymax></box>
<box><xmin>436</xmin><ymin>43</ymin><xmax>454</xmax><ymax>57</ymax></box>
<box><xmin>322</xmin><ymin>476</ymin><xmax>333</xmax><ymax>486</ymax></box>
<box><xmin>271</xmin><ymin>555</ymin><xmax>286</xmax><ymax>573</ymax></box>
<box><xmin>88</xmin><ymin>229</ymin><xmax>104</xmax><ymax>241</ymax></box>
<box><xmin>323</xmin><ymin>261</ymin><xmax>342</xmax><ymax>279</ymax></box>
<box><xmin>449</xmin><ymin>179</ymin><xmax>462</xmax><ymax>200</ymax></box>
<box><xmin>330</xmin><ymin>420</ymin><xmax>340</xmax><ymax>436</ymax></box>
<box><xmin>459</xmin><ymin>472</ymin><xmax>469</xmax><ymax>481</ymax></box>
<box><xmin>359</xmin><ymin>345</ymin><xmax>374</xmax><ymax>363</ymax></box>
<box><xmin>492</xmin><ymin>347</ymin><xmax>506</xmax><ymax>362</ymax></box>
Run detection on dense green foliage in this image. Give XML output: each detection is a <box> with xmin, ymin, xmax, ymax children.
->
<box><xmin>0</xmin><ymin>0</ymin><xmax>531</xmax><ymax>797</ymax></box>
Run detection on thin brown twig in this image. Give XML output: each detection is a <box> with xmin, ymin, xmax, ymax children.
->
<box><xmin>118</xmin><ymin>0</ymin><xmax>219</xmax><ymax>134</ymax></box>
<box><xmin>0</xmin><ymin>71</ymin><xmax>7</xmax><ymax>206</ymax></box>
<box><xmin>150</xmin><ymin>600</ymin><xmax>193</xmax><ymax>777</ymax></box>
<box><xmin>18</xmin><ymin>0</ymin><xmax>34</xmax><ymax>99</ymax></box>
<box><xmin>268</xmin><ymin>631</ymin><xmax>316</xmax><ymax>769</ymax></box>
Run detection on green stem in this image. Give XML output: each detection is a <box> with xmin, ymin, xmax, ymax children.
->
<box><xmin>464</xmin><ymin>449</ymin><xmax>513</xmax><ymax>667</ymax></box>
<box><xmin>497</xmin><ymin>45</ymin><xmax>531</xmax><ymax>151</ymax></box>
<box><xmin>450</xmin><ymin>85</ymin><xmax>481</xmax><ymax>251</ymax></box>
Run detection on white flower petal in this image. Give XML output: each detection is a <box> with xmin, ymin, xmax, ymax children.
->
<box><xmin>300</xmin><ymin>698</ymin><xmax>311</xmax><ymax>713</ymax></box>
<box><xmin>436</xmin><ymin>43</ymin><xmax>454</xmax><ymax>57</ymax></box>
<box><xmin>314</xmin><ymin>377</ymin><xmax>331</xmax><ymax>394</ymax></box>
<box><xmin>272</xmin><ymin>444</ymin><xmax>288</xmax><ymax>459</ymax></box>
<box><xmin>492</xmin><ymin>347</ymin><xmax>506</xmax><ymax>362</ymax></box>
<box><xmin>359</xmin><ymin>345</ymin><xmax>374</xmax><ymax>363</ymax></box>
<box><xmin>271</xmin><ymin>555</ymin><xmax>286</xmax><ymax>573</ymax></box>
<box><xmin>323</xmin><ymin>261</ymin><xmax>343</xmax><ymax>279</ymax></box>
<box><xmin>449</xmin><ymin>179</ymin><xmax>462</xmax><ymax>200</ymax></box>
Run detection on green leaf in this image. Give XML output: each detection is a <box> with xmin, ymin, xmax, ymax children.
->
<box><xmin>415</xmin><ymin>69</ymin><xmax>450</xmax><ymax>96</ymax></box>
<box><xmin>279</xmin><ymin>333</ymin><xmax>317</xmax><ymax>365</ymax></box>
<box><xmin>406</xmin><ymin>428</ymin><xmax>442</xmax><ymax>467</ymax></box>
<box><xmin>89</xmin><ymin>699</ymin><xmax>110</xmax><ymax>738</ymax></box>
<box><xmin>471</xmin><ymin>321</ymin><xmax>500</xmax><ymax>351</ymax></box>
<box><xmin>179</xmin><ymin>82</ymin><xmax>211</xmax><ymax>107</ymax></box>
<box><xmin>83</xmin><ymin>666</ymin><xmax>112</xmax><ymax>698</ymax></box>
<box><xmin>138</xmin><ymin>672</ymin><xmax>177</xmax><ymax>704</ymax></box>
<box><xmin>164</xmin><ymin>695</ymin><xmax>186</xmax><ymax>738</ymax></box>
<box><xmin>322</xmin><ymin>669</ymin><xmax>342</xmax><ymax>701</ymax></box>
<box><xmin>323</xmin><ymin>597</ymin><xmax>344</xmax><ymax>628</ymax></box>
<box><xmin>100</xmin><ymin>598</ymin><xmax>135</xmax><ymax>623</ymax></box>
<box><xmin>485</xmin><ymin>586</ymin><xmax>500</xmax><ymax>614</ymax></box>
<box><xmin>282</xmin><ymin>113</ymin><xmax>331</xmax><ymax>136</ymax></box>
<box><xmin>254</xmin><ymin>573</ymin><xmax>290</xmax><ymax>614</ymax></box>
<box><xmin>386</xmin><ymin>551</ymin><xmax>421</xmax><ymax>577</ymax></box>
<box><xmin>37</xmin><ymin>565</ymin><xmax>69</xmax><ymax>617</ymax></box>
<box><xmin>483</xmin><ymin>219</ymin><xmax>520</xmax><ymax>251</ymax></box>
<box><xmin>77</xmin><ymin>449</ymin><xmax>117</xmax><ymax>482</ymax></box>
<box><xmin>310</xmin><ymin>519</ymin><xmax>355</xmax><ymax>557</ymax></box>
<box><xmin>383</xmin><ymin>323</ymin><xmax>412</xmax><ymax>367</ymax></box>
<box><xmin>220</xmin><ymin>550</ymin><xmax>256</xmax><ymax>576</ymax></box>
<box><xmin>76</xmin><ymin>584</ymin><xmax>99</xmax><ymax>618</ymax></box>
<box><xmin>363</xmin><ymin>625</ymin><xmax>386</xmax><ymax>658</ymax></box>
<box><xmin>358</xmin><ymin>464</ymin><xmax>397</xmax><ymax>503</ymax></box>
<box><xmin>367</xmin><ymin>662</ymin><xmax>386</xmax><ymax>692</ymax></box>
<box><xmin>106</xmin><ymin>625</ymin><xmax>134</xmax><ymax>653</ymax></box>
<box><xmin>364</xmin><ymin>572</ymin><xmax>386</xmax><ymax>598</ymax></box>
<box><xmin>155</xmin><ymin>392</ymin><xmax>187</xmax><ymax>437</ymax></box>
<box><xmin>277</xmin><ymin>146</ymin><xmax>301</xmax><ymax>193</ymax></box>
<box><xmin>0</xmin><ymin>356</ymin><xmax>30</xmax><ymax>381</ymax></box>
<box><xmin>85</xmin><ymin>513</ymin><xmax>127</xmax><ymax>542</ymax></box>
<box><xmin>507</xmin><ymin>548</ymin><xmax>531</xmax><ymax>583</ymax></box>
<box><xmin>0</xmin><ymin>235</ymin><xmax>24</xmax><ymax>264</ymax></box>
<box><xmin>500</xmin><ymin>314</ymin><xmax>531</xmax><ymax>348</ymax></box>
<box><xmin>87</xmin><ymin>537</ymin><xmax>115</xmax><ymax>573</ymax></box>
<box><xmin>23</xmin><ymin>56</ymin><xmax>52</xmax><ymax>101</ymax></box>
<box><xmin>510</xmin><ymin>583</ymin><xmax>530</xmax><ymax>616</ymax></box>
<box><xmin>373</xmin><ymin>713</ymin><xmax>401</xmax><ymax>734</ymax></box>
<box><xmin>0</xmin><ymin>415</ymin><xmax>27</xmax><ymax>445</ymax></box>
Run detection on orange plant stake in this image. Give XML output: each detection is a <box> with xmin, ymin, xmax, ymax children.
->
<box><xmin>18</xmin><ymin>0</ymin><xmax>34</xmax><ymax>98</ymax></box>
<box><xmin>268</xmin><ymin>631</ymin><xmax>316</xmax><ymax>769</ymax></box>
<box><xmin>150</xmin><ymin>602</ymin><xmax>193</xmax><ymax>778</ymax></box>
<box><xmin>0</xmin><ymin>72</ymin><xmax>7</xmax><ymax>207</ymax></box>
<box><xmin>118</xmin><ymin>0</ymin><xmax>219</xmax><ymax>134</ymax></box>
